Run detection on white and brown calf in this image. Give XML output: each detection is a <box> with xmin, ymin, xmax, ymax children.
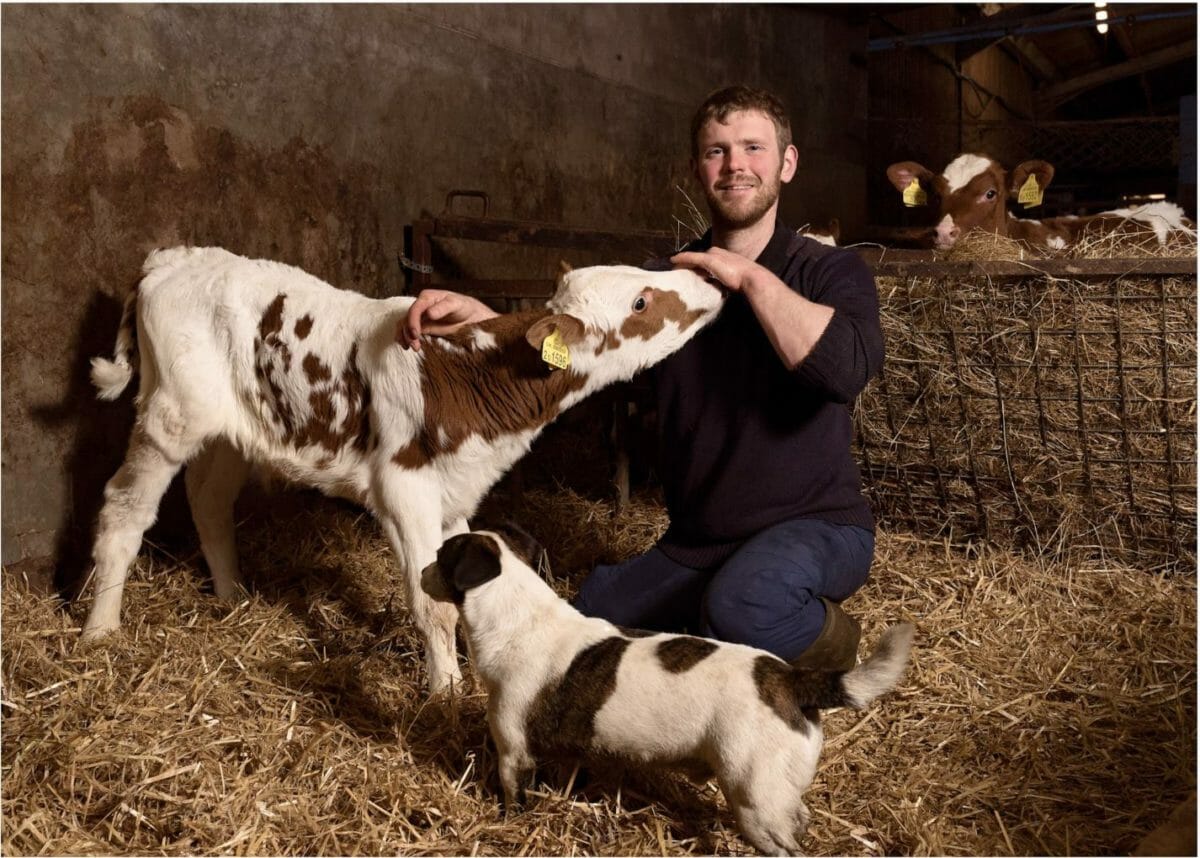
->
<box><xmin>422</xmin><ymin>530</ymin><xmax>914</xmax><ymax>857</ymax></box>
<box><xmin>887</xmin><ymin>153</ymin><xmax>1195</xmax><ymax>251</ymax></box>
<box><xmin>83</xmin><ymin>246</ymin><xmax>725</xmax><ymax>693</ymax></box>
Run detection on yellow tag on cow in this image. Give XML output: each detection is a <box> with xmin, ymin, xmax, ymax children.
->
<box><xmin>902</xmin><ymin>178</ymin><xmax>927</xmax><ymax>207</ymax></box>
<box><xmin>1018</xmin><ymin>173</ymin><xmax>1043</xmax><ymax>208</ymax></box>
<box><xmin>541</xmin><ymin>329</ymin><xmax>571</xmax><ymax>370</ymax></box>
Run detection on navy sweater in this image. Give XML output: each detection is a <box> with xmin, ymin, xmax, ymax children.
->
<box><xmin>652</xmin><ymin>222</ymin><xmax>884</xmax><ymax>568</ymax></box>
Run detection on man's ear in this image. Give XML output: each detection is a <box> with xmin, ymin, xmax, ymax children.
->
<box><xmin>1009</xmin><ymin>160</ymin><xmax>1055</xmax><ymax>199</ymax></box>
<box><xmin>886</xmin><ymin>161</ymin><xmax>934</xmax><ymax>196</ymax></box>
<box><xmin>780</xmin><ymin>144</ymin><xmax>799</xmax><ymax>184</ymax></box>
<box><xmin>525</xmin><ymin>314</ymin><xmax>586</xmax><ymax>351</ymax></box>
<box><xmin>437</xmin><ymin>533</ymin><xmax>502</xmax><ymax>594</ymax></box>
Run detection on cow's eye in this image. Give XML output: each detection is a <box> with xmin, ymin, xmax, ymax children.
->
<box><xmin>985</xmin><ymin>189</ymin><xmax>997</xmax><ymax>200</ymax></box>
<box><xmin>632</xmin><ymin>295</ymin><xmax>648</xmax><ymax>313</ymax></box>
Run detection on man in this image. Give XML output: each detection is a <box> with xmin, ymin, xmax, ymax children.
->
<box><xmin>400</xmin><ymin>85</ymin><xmax>883</xmax><ymax>670</ymax></box>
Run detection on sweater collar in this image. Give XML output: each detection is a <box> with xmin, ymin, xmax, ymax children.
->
<box><xmin>696</xmin><ymin>220</ymin><xmax>793</xmax><ymax>270</ymax></box>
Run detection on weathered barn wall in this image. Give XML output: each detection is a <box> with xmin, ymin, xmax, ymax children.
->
<box><xmin>1</xmin><ymin>4</ymin><xmax>867</xmax><ymax>571</ymax></box>
<box><xmin>867</xmin><ymin>6</ymin><xmax>1037</xmax><ymax>227</ymax></box>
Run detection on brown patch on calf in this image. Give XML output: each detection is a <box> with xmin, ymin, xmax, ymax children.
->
<box><xmin>392</xmin><ymin>310</ymin><xmax>588</xmax><ymax>469</ymax></box>
<box><xmin>303</xmin><ymin>352</ymin><xmax>332</xmax><ymax>384</ymax></box>
<box><xmin>656</xmin><ymin>636</ymin><xmax>718</xmax><ymax>673</ymax></box>
<box><xmin>619</xmin><ymin>289</ymin><xmax>702</xmax><ymax>342</ymax></box>
<box><xmin>527</xmin><ymin>636</ymin><xmax>630</xmax><ymax>755</ymax></box>
<box><xmin>254</xmin><ymin>297</ymin><xmax>374</xmax><ymax>453</ymax></box>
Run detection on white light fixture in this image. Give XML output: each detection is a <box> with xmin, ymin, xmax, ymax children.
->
<box><xmin>1095</xmin><ymin>2</ymin><xmax>1109</xmax><ymax>33</ymax></box>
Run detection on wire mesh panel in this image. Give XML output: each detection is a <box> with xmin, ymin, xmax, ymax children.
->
<box><xmin>855</xmin><ymin>268</ymin><xmax>1196</xmax><ymax>572</ymax></box>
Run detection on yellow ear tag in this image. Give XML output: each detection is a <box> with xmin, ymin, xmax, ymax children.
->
<box><xmin>1017</xmin><ymin>173</ymin><xmax>1043</xmax><ymax>208</ymax></box>
<box><xmin>902</xmin><ymin>178</ymin><xmax>927</xmax><ymax>207</ymax></box>
<box><xmin>541</xmin><ymin>329</ymin><xmax>571</xmax><ymax>370</ymax></box>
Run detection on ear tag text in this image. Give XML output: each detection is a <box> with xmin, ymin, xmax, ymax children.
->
<box><xmin>541</xmin><ymin>329</ymin><xmax>571</xmax><ymax>370</ymax></box>
<box><xmin>1018</xmin><ymin>174</ymin><xmax>1043</xmax><ymax>208</ymax></box>
<box><xmin>903</xmin><ymin>179</ymin><xmax>927</xmax><ymax>207</ymax></box>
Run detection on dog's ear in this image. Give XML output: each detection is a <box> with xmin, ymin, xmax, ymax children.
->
<box><xmin>437</xmin><ymin>533</ymin><xmax>502</xmax><ymax>594</ymax></box>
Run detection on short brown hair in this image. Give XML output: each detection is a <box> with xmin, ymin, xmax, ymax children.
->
<box><xmin>689</xmin><ymin>85</ymin><xmax>793</xmax><ymax>159</ymax></box>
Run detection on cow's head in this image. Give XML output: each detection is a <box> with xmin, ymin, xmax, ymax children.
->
<box><xmin>523</xmin><ymin>264</ymin><xmax>726</xmax><ymax>383</ymax></box>
<box><xmin>887</xmin><ymin>155</ymin><xmax>1055</xmax><ymax>250</ymax></box>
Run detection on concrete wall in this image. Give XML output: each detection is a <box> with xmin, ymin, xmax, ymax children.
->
<box><xmin>1</xmin><ymin>4</ymin><xmax>867</xmax><ymax>573</ymax></box>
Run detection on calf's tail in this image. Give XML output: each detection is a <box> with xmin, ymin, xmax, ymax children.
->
<box><xmin>90</xmin><ymin>286</ymin><xmax>138</xmax><ymax>400</ymax></box>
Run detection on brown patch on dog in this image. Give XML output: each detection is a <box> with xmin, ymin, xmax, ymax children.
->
<box><xmin>751</xmin><ymin>656</ymin><xmax>832</xmax><ymax>734</ymax></box>
<box><xmin>619</xmin><ymin>626</ymin><xmax>659</xmax><ymax>639</ymax></box>
<box><xmin>527</xmin><ymin>636</ymin><xmax>630</xmax><ymax>756</ymax></box>
<box><xmin>391</xmin><ymin>310</ymin><xmax>588</xmax><ymax>469</ymax></box>
<box><xmin>619</xmin><ymin>289</ymin><xmax>704</xmax><ymax>342</ymax></box>
<box><xmin>294</xmin><ymin>314</ymin><xmax>314</xmax><ymax>339</ymax></box>
<box><xmin>488</xmin><ymin>522</ymin><xmax>546</xmax><ymax>571</ymax></box>
<box><xmin>656</xmin><ymin>636</ymin><xmax>718</xmax><ymax>673</ymax></box>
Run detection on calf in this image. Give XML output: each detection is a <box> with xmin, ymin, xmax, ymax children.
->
<box><xmin>83</xmin><ymin>247</ymin><xmax>725</xmax><ymax>692</ymax></box>
<box><xmin>422</xmin><ymin>530</ymin><xmax>914</xmax><ymax>857</ymax></box>
<box><xmin>887</xmin><ymin>154</ymin><xmax>1195</xmax><ymax>251</ymax></box>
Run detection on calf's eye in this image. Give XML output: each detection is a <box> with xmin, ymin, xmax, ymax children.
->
<box><xmin>985</xmin><ymin>189</ymin><xmax>997</xmax><ymax>200</ymax></box>
<box><xmin>632</xmin><ymin>295</ymin><xmax>648</xmax><ymax>313</ymax></box>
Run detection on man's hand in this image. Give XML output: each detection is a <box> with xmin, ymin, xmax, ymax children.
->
<box><xmin>671</xmin><ymin>247</ymin><xmax>834</xmax><ymax>369</ymax></box>
<box><xmin>670</xmin><ymin>247</ymin><xmax>768</xmax><ymax>294</ymax></box>
<box><xmin>398</xmin><ymin>290</ymin><xmax>500</xmax><ymax>351</ymax></box>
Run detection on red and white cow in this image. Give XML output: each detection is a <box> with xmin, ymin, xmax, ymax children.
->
<box><xmin>887</xmin><ymin>154</ymin><xmax>1195</xmax><ymax>251</ymax></box>
<box><xmin>84</xmin><ymin>246</ymin><xmax>726</xmax><ymax>693</ymax></box>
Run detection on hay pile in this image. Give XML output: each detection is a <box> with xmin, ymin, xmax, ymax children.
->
<box><xmin>858</xmin><ymin>228</ymin><xmax>1196</xmax><ymax>572</ymax></box>
<box><xmin>3</xmin><ymin>489</ymin><xmax>1195</xmax><ymax>856</ymax></box>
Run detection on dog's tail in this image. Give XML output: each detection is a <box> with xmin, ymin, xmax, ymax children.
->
<box><xmin>787</xmin><ymin>622</ymin><xmax>914</xmax><ymax>711</ymax></box>
<box><xmin>90</xmin><ymin>286</ymin><xmax>139</xmax><ymax>400</ymax></box>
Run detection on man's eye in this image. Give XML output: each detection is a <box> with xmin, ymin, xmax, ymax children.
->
<box><xmin>633</xmin><ymin>295</ymin><xmax>648</xmax><ymax>313</ymax></box>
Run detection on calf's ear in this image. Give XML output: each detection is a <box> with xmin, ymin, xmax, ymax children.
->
<box><xmin>1009</xmin><ymin>160</ymin><xmax>1055</xmax><ymax>198</ymax></box>
<box><xmin>525</xmin><ymin>314</ymin><xmax>586</xmax><ymax>351</ymax></box>
<box><xmin>437</xmin><ymin>533</ymin><xmax>503</xmax><ymax>593</ymax></box>
<box><xmin>886</xmin><ymin>161</ymin><xmax>934</xmax><ymax>195</ymax></box>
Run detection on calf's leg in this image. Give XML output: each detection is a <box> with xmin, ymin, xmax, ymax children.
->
<box><xmin>184</xmin><ymin>439</ymin><xmax>250</xmax><ymax>602</ymax></box>
<box><xmin>82</xmin><ymin>426</ymin><xmax>195</xmax><ymax>640</ymax></box>
<box><xmin>374</xmin><ymin>473</ymin><xmax>461</xmax><ymax>693</ymax></box>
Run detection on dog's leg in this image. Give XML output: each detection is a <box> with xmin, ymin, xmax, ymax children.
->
<box><xmin>489</xmin><ymin>700</ymin><xmax>536</xmax><ymax>812</ymax></box>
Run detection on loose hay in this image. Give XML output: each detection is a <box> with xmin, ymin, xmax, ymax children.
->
<box><xmin>3</xmin><ymin>490</ymin><xmax>1195</xmax><ymax>856</ymax></box>
<box><xmin>859</xmin><ymin>231</ymin><xmax>1196</xmax><ymax>572</ymax></box>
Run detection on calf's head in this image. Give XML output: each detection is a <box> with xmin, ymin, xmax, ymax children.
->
<box><xmin>524</xmin><ymin>265</ymin><xmax>725</xmax><ymax>383</ymax></box>
<box><xmin>886</xmin><ymin>155</ymin><xmax>1055</xmax><ymax>249</ymax></box>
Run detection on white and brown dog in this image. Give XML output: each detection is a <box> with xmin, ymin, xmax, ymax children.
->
<box><xmin>421</xmin><ymin>529</ymin><xmax>914</xmax><ymax>856</ymax></box>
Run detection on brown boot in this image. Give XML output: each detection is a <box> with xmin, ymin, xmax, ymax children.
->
<box><xmin>790</xmin><ymin>597</ymin><xmax>861</xmax><ymax>671</ymax></box>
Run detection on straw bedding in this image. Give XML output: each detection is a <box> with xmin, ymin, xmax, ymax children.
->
<box><xmin>3</xmin><ymin>483</ymin><xmax>1195</xmax><ymax>856</ymax></box>
<box><xmin>855</xmin><ymin>226</ymin><xmax>1196</xmax><ymax>573</ymax></box>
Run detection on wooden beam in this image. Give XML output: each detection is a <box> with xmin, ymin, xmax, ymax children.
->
<box><xmin>1001</xmin><ymin>35</ymin><xmax>1061</xmax><ymax>82</ymax></box>
<box><xmin>1112</xmin><ymin>23</ymin><xmax>1157</xmax><ymax>116</ymax></box>
<box><xmin>1038</xmin><ymin>40</ymin><xmax>1197</xmax><ymax>110</ymax></box>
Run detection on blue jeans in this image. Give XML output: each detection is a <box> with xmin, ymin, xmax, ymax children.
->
<box><xmin>572</xmin><ymin>518</ymin><xmax>874</xmax><ymax>662</ymax></box>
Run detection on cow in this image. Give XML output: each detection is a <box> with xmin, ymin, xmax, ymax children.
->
<box><xmin>82</xmin><ymin>246</ymin><xmax>726</xmax><ymax>693</ymax></box>
<box><xmin>886</xmin><ymin>154</ymin><xmax>1195</xmax><ymax>251</ymax></box>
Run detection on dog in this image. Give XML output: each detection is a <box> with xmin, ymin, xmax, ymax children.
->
<box><xmin>421</xmin><ymin>529</ymin><xmax>914</xmax><ymax>857</ymax></box>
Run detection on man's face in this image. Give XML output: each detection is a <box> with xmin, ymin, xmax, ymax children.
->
<box><xmin>693</xmin><ymin>109</ymin><xmax>798</xmax><ymax>231</ymax></box>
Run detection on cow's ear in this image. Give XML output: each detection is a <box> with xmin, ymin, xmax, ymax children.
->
<box><xmin>437</xmin><ymin>533</ymin><xmax>502</xmax><ymax>594</ymax></box>
<box><xmin>525</xmin><ymin>314</ymin><xmax>586</xmax><ymax>351</ymax></box>
<box><xmin>886</xmin><ymin>161</ymin><xmax>934</xmax><ymax>195</ymax></box>
<box><xmin>1009</xmin><ymin>160</ymin><xmax>1055</xmax><ymax>198</ymax></box>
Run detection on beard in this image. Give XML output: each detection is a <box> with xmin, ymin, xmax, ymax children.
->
<box><xmin>704</xmin><ymin>172</ymin><xmax>782</xmax><ymax>230</ymax></box>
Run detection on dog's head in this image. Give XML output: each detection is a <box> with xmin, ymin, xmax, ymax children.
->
<box><xmin>420</xmin><ymin>525</ymin><xmax>546</xmax><ymax>605</ymax></box>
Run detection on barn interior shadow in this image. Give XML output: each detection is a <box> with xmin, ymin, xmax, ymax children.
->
<box><xmin>26</xmin><ymin>289</ymin><xmax>194</xmax><ymax>600</ymax></box>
